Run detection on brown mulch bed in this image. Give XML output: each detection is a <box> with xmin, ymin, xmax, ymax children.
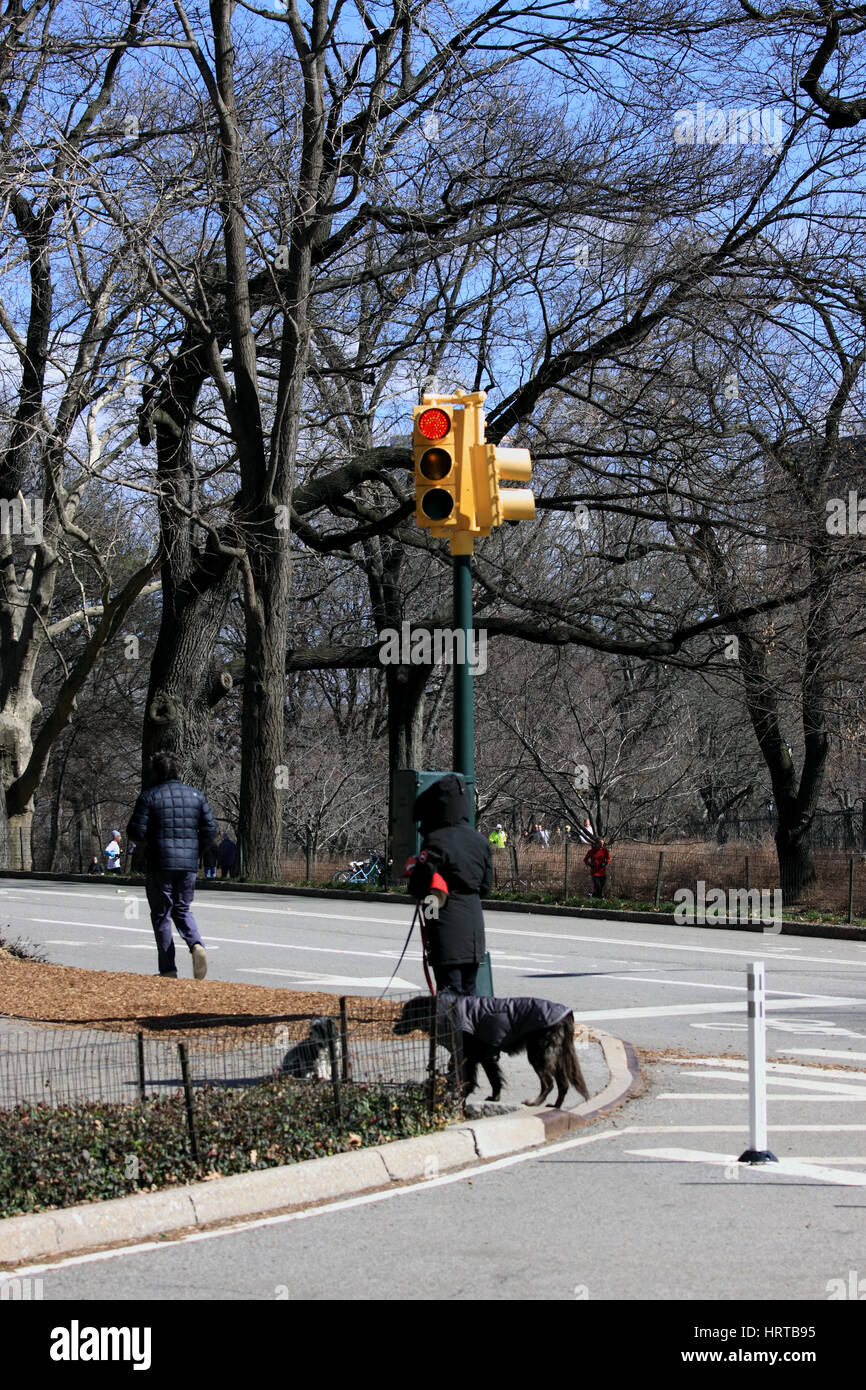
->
<box><xmin>0</xmin><ymin>949</ymin><xmax>402</xmax><ymax>1040</ymax></box>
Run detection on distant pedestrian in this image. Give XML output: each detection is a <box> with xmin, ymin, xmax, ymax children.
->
<box><xmin>584</xmin><ymin>839</ymin><xmax>610</xmax><ymax>898</ymax></box>
<box><xmin>104</xmin><ymin>832</ymin><xmax>123</xmax><ymax>873</ymax></box>
<box><xmin>489</xmin><ymin>824</ymin><xmax>507</xmax><ymax>849</ymax></box>
<box><xmin>127</xmin><ymin>752</ymin><xmax>216</xmax><ymax>980</ymax></box>
<box><xmin>217</xmin><ymin>834</ymin><xmax>236</xmax><ymax>879</ymax></box>
<box><xmin>87</xmin><ymin>856</ymin><xmax>103</xmax><ymax>876</ymax></box>
<box><xmin>202</xmin><ymin>840</ymin><xmax>219</xmax><ymax>879</ymax></box>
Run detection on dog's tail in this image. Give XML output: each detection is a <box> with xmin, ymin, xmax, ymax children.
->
<box><xmin>564</xmin><ymin>1013</ymin><xmax>590</xmax><ymax>1102</ymax></box>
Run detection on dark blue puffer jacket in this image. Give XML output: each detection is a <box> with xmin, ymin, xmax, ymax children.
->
<box><xmin>127</xmin><ymin>780</ymin><xmax>218</xmax><ymax>873</ymax></box>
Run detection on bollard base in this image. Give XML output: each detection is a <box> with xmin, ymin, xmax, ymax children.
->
<box><xmin>738</xmin><ymin>1148</ymin><xmax>778</xmax><ymax>1164</ymax></box>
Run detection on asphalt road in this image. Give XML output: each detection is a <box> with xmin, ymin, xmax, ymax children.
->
<box><xmin>3</xmin><ymin>879</ymin><xmax>866</xmax><ymax>1304</ymax></box>
<box><xmin>8</xmin><ymin>1054</ymin><xmax>866</xmax><ymax>1301</ymax></box>
<box><xmin>2</xmin><ymin>878</ymin><xmax>865</xmax><ymax>1060</ymax></box>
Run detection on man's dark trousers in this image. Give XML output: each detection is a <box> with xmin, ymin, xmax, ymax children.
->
<box><xmin>432</xmin><ymin>962</ymin><xmax>478</xmax><ymax>995</ymax></box>
<box><xmin>145</xmin><ymin>871</ymin><xmax>204</xmax><ymax>975</ymax></box>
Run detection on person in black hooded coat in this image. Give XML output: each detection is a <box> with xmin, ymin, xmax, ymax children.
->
<box><xmin>406</xmin><ymin>773</ymin><xmax>492</xmax><ymax>995</ymax></box>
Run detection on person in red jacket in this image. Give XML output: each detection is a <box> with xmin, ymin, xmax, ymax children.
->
<box><xmin>584</xmin><ymin>838</ymin><xmax>610</xmax><ymax>898</ymax></box>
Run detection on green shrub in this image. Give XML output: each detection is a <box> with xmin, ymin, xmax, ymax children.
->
<box><xmin>0</xmin><ymin>1078</ymin><xmax>457</xmax><ymax>1218</ymax></box>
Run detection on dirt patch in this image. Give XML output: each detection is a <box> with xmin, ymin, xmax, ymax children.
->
<box><xmin>0</xmin><ymin>949</ymin><xmax>401</xmax><ymax>1039</ymax></box>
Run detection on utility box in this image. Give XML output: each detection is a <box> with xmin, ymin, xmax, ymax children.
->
<box><xmin>389</xmin><ymin>768</ymin><xmax>491</xmax><ymax>997</ymax></box>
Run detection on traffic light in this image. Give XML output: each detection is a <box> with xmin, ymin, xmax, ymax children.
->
<box><xmin>412</xmin><ymin>391</ymin><xmax>534</xmax><ymax>548</ymax></box>
<box><xmin>475</xmin><ymin>442</ymin><xmax>536</xmax><ymax>528</ymax></box>
<box><xmin>413</xmin><ymin>402</ymin><xmax>475</xmax><ymax>536</ymax></box>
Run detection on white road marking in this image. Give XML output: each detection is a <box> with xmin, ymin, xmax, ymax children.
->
<box><xmin>671</xmin><ymin>1057</ymin><xmax>866</xmax><ymax>1083</ymax></box>
<box><xmin>9</xmin><ymin>886</ymin><xmax>866</xmax><ymax>967</ymax></box>
<box><xmin>621</xmin><ymin>1123</ymin><xmax>866</xmax><ymax>1133</ymax></box>
<box><xmin>658</xmin><ymin>1093</ymin><xmax>866</xmax><ymax>1102</ymax></box>
<box><xmin>784</xmin><ymin>1049</ymin><xmax>866</xmax><ymax>1062</ymax></box>
<box><xmin>0</xmin><ymin>1127</ymin><xmax>621</xmax><ymax>1279</ymax></box>
<box><xmin>677</xmin><ymin>1070</ymin><xmax>866</xmax><ymax>1097</ymax></box>
<box><xmin>485</xmin><ymin>924</ymin><xmax>866</xmax><ymax>969</ymax></box>
<box><xmin>575</xmin><ymin>995</ymin><xmax>864</xmax><ymax>1022</ymax></box>
<box><xmin>599</xmin><ymin>973</ymin><xmax>839</xmax><ymax>1001</ymax></box>
<box><xmin>624</xmin><ymin>1147</ymin><xmax>866</xmax><ymax>1187</ymax></box>
<box><xmin>239</xmin><ymin>968</ymin><xmax>418</xmax><ymax>990</ymax></box>
<box><xmin>29</xmin><ymin>920</ymin><xmax>150</xmax><ymax>934</ymax></box>
<box><xmin>691</xmin><ymin>1020</ymin><xmax>866</xmax><ymax>1039</ymax></box>
<box><xmin>24</xmin><ymin>917</ymin><xmax>553</xmax><ymax>975</ymax></box>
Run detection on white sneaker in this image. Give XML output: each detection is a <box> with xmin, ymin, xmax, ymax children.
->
<box><xmin>192</xmin><ymin>944</ymin><xmax>207</xmax><ymax>980</ymax></box>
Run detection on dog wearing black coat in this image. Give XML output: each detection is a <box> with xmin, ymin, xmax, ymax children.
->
<box><xmin>394</xmin><ymin>991</ymin><xmax>590</xmax><ymax>1108</ymax></box>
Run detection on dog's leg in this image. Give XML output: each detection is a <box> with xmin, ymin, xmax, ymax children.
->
<box><xmin>563</xmin><ymin>1015</ymin><xmax>591</xmax><ymax>1102</ymax></box>
<box><xmin>524</xmin><ymin>1034</ymin><xmax>554</xmax><ymax>1107</ymax></box>
<box><xmin>481</xmin><ymin>1055</ymin><xmax>503</xmax><ymax>1102</ymax></box>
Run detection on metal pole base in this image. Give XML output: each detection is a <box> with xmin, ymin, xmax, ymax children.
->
<box><xmin>738</xmin><ymin>1149</ymin><xmax>778</xmax><ymax>1164</ymax></box>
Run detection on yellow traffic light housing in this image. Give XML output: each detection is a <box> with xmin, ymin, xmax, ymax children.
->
<box><xmin>413</xmin><ymin>402</ymin><xmax>477</xmax><ymax>537</ymax></box>
<box><xmin>413</xmin><ymin>404</ymin><xmax>456</xmax><ymax>534</ymax></box>
<box><xmin>480</xmin><ymin>443</ymin><xmax>536</xmax><ymax>526</ymax></box>
<box><xmin>411</xmin><ymin>390</ymin><xmax>534</xmax><ymax>552</ymax></box>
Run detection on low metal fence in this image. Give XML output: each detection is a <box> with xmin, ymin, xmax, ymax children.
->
<box><xmin>0</xmin><ymin>994</ymin><xmax>457</xmax><ymax>1115</ymax></box>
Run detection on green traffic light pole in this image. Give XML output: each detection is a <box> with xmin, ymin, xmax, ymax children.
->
<box><xmin>451</xmin><ymin>535</ymin><xmax>475</xmax><ymax>826</ymax></box>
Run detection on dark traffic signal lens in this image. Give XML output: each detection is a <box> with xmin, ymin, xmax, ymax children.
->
<box><xmin>421</xmin><ymin>488</ymin><xmax>454</xmax><ymax>520</ymax></box>
<box><xmin>419</xmin><ymin>447</ymin><xmax>452</xmax><ymax>480</ymax></box>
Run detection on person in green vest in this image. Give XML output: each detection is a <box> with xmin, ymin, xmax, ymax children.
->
<box><xmin>488</xmin><ymin>824</ymin><xmax>507</xmax><ymax>849</ymax></box>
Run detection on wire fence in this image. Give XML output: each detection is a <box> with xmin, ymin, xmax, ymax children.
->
<box><xmin>261</xmin><ymin>838</ymin><xmax>866</xmax><ymax>920</ymax></box>
<box><xmin>0</xmin><ymin>995</ymin><xmax>458</xmax><ymax>1115</ymax></box>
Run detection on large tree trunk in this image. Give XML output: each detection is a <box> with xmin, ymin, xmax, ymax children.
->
<box><xmin>238</xmin><ymin>508</ymin><xmax>290</xmax><ymax>880</ymax></box>
<box><xmin>775</xmin><ymin>818</ymin><xmax>818</xmax><ymax>903</ymax></box>
<box><xmin>386</xmin><ymin>663</ymin><xmax>428</xmax><ymax>773</ymax></box>
<box><xmin>138</xmin><ymin>341</ymin><xmax>236</xmax><ymax>789</ymax></box>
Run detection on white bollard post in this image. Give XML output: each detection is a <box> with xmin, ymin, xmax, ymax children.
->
<box><xmin>739</xmin><ymin>960</ymin><xmax>778</xmax><ymax>1164</ymax></box>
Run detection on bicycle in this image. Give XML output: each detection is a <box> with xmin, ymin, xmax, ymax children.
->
<box><xmin>332</xmin><ymin>852</ymin><xmax>387</xmax><ymax>887</ymax></box>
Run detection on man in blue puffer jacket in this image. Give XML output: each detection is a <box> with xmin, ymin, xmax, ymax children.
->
<box><xmin>127</xmin><ymin>751</ymin><xmax>217</xmax><ymax>979</ymax></box>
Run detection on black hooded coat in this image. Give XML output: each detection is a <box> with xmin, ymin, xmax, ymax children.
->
<box><xmin>406</xmin><ymin>774</ymin><xmax>492</xmax><ymax>966</ymax></box>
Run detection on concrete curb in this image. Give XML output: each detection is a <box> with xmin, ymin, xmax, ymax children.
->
<box><xmin>0</xmin><ymin>1027</ymin><xmax>640</xmax><ymax>1269</ymax></box>
<box><xmin>2</xmin><ymin>868</ymin><xmax>863</xmax><ymax>942</ymax></box>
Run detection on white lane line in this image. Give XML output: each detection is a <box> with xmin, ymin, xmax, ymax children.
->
<box><xmin>10</xmin><ymin>887</ymin><xmax>866</xmax><ymax>966</ymax></box>
<box><xmin>597</xmin><ymin>973</ymin><xmax>843</xmax><ymax>1002</ymax></box>
<box><xmin>19</xmin><ymin>892</ymin><xmax>406</xmax><ymax>928</ymax></box>
<box><xmin>25</xmin><ymin>917</ymin><xmax>549</xmax><ymax>974</ymax></box>
<box><xmin>624</xmin><ymin>1147</ymin><xmax>866</xmax><ymax>1186</ymax></box>
<box><xmin>621</xmin><ymin>1123</ymin><xmax>866</xmax><ymax>1133</ymax></box>
<box><xmin>783</xmin><ymin>1049</ymin><xmax>866</xmax><ymax>1062</ymax></box>
<box><xmin>575</xmin><ymin>995</ymin><xmax>864</xmax><ymax>1022</ymax></box>
<box><xmin>239</xmin><ymin>969</ymin><xmax>418</xmax><ymax>990</ymax></box>
<box><xmin>29</xmin><ymin>920</ymin><xmax>150</xmax><ymax>934</ymax></box>
<box><xmin>0</xmin><ymin>1127</ymin><xmax>621</xmax><ymax>1279</ymax></box>
<box><xmin>658</xmin><ymin>1093</ymin><xmax>866</xmax><ymax>1102</ymax></box>
<box><xmin>669</xmin><ymin>1057</ymin><xmax>866</xmax><ymax>1081</ymax></box>
<box><xmin>677</xmin><ymin>1070</ymin><xmax>866</xmax><ymax>1097</ymax></box>
<box><xmin>485</xmin><ymin>924</ymin><xmax>866</xmax><ymax>969</ymax></box>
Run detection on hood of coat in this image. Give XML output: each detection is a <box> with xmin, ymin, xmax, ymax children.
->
<box><xmin>413</xmin><ymin>773</ymin><xmax>470</xmax><ymax>834</ymax></box>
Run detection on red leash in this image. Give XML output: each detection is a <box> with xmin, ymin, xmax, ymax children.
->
<box><xmin>417</xmin><ymin>904</ymin><xmax>436</xmax><ymax>996</ymax></box>
<box><xmin>379</xmin><ymin>900</ymin><xmax>436</xmax><ymax>998</ymax></box>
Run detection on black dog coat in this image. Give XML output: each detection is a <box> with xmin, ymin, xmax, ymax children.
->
<box><xmin>438</xmin><ymin>990</ymin><xmax>572</xmax><ymax>1059</ymax></box>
